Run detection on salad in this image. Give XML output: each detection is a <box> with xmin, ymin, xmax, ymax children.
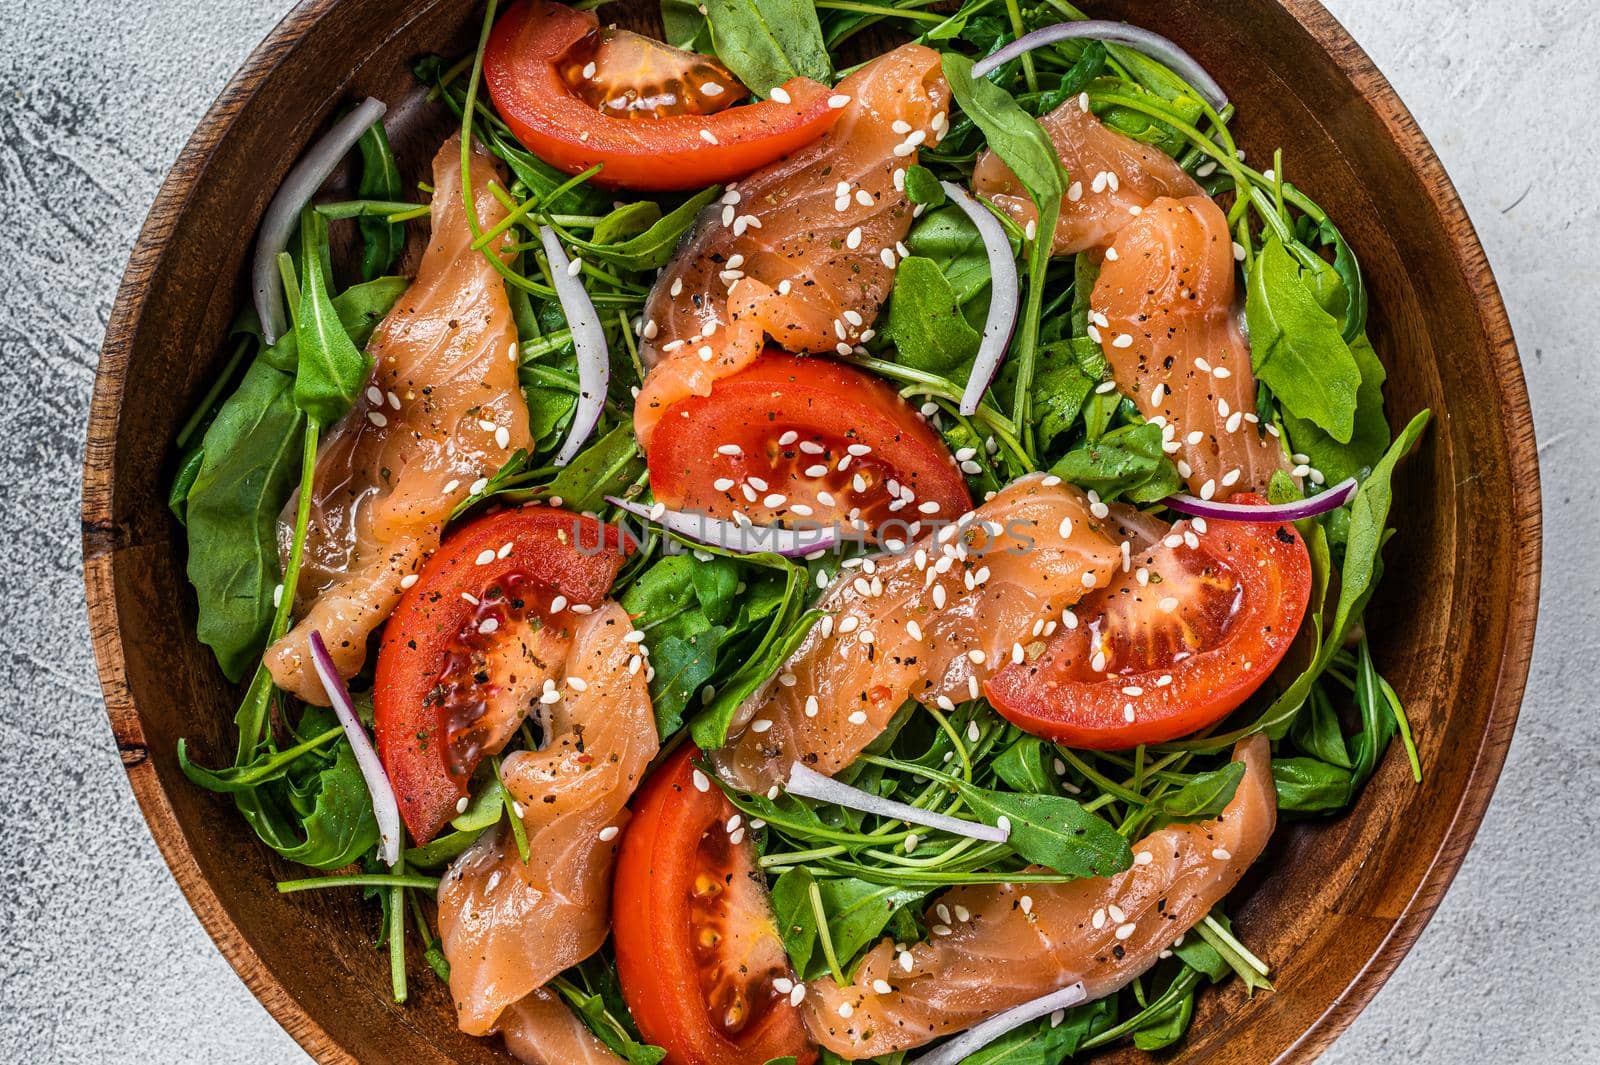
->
<box><xmin>171</xmin><ymin>0</ymin><xmax>1430</xmax><ymax>1061</ymax></box>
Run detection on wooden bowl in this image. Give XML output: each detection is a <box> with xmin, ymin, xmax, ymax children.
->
<box><xmin>83</xmin><ymin>0</ymin><xmax>1541</xmax><ymax>1061</ymax></box>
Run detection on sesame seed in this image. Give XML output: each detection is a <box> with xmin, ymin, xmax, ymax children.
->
<box><xmin>1134</xmin><ymin>851</ymin><xmax>1154</xmax><ymax>865</ymax></box>
<box><xmin>1115</xmin><ymin>922</ymin><xmax>1137</xmax><ymax>940</ymax></box>
<box><xmin>1067</xmin><ymin>181</ymin><xmax>1083</xmax><ymax>202</ymax></box>
<box><xmin>1212</xmin><ymin>847</ymin><xmax>1232</xmax><ymax>860</ymax></box>
<box><xmin>848</xmin><ymin>710</ymin><xmax>869</xmax><ymax>725</ymax></box>
<box><xmin>716</xmin><ymin>443</ymin><xmax>743</xmax><ymax>456</ymax></box>
<box><xmin>828</xmin><ymin>94</ymin><xmax>851</xmax><ymax>108</ymax></box>
<box><xmin>366</xmin><ymin>410</ymin><xmax>388</xmax><ymax>427</ymax></box>
<box><xmin>750</xmin><ymin>718</ymin><xmax>773</xmax><ymax>733</ymax></box>
<box><xmin>692</xmin><ymin>769</ymin><xmax>710</xmax><ymax>792</ymax></box>
<box><xmin>699</xmin><ymin>128</ymin><xmax>717</xmax><ymax>144</ymax></box>
<box><xmin>770</xmin><ymin>85</ymin><xmax>792</xmax><ymax>104</ymax></box>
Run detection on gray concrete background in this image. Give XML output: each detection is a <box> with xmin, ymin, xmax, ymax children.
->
<box><xmin>0</xmin><ymin>0</ymin><xmax>1592</xmax><ymax>1061</ymax></box>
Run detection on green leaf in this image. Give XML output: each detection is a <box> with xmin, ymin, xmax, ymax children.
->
<box><xmin>168</xmin><ymin>444</ymin><xmax>204</xmax><ymax>525</ymax></box>
<box><xmin>238</xmin><ymin>728</ymin><xmax>380</xmax><ymax>870</ymax></box>
<box><xmin>952</xmin><ymin>784</ymin><xmax>1132</xmax><ymax>878</ymax></box>
<box><xmin>259</xmin><ymin>275</ymin><xmax>407</xmax><ymax>374</ymax></box>
<box><xmin>591</xmin><ymin>200</ymin><xmax>662</xmax><ymax>246</ymax></box>
<box><xmin>882</xmin><ymin>256</ymin><xmax>983</xmax><ymax>375</ymax></box>
<box><xmin>1049</xmin><ymin>421</ymin><xmax>1180</xmax><ymax>503</ymax></box>
<box><xmin>1031</xmin><ymin>344</ymin><xmax>1096</xmax><ymax>455</ymax></box>
<box><xmin>1246</xmin><ymin>236</ymin><xmax>1361</xmax><ymax>442</ymax></box>
<box><xmin>1283</xmin><ymin>333</ymin><xmax>1390</xmax><ymax>485</ymax></box>
<box><xmin>177</xmin><ymin>725</ymin><xmax>342</xmax><ymax>793</ymax></box>
<box><xmin>565</xmin><ymin>185</ymin><xmax>724</xmax><ymax>272</ymax></box>
<box><xmin>404</xmin><ymin>827</ymin><xmax>486</xmax><ymax>869</ymax></box>
<box><xmin>647</xmin><ymin>627</ymin><xmax>726</xmax><ymax>737</ymax></box>
<box><xmin>904</xmin><ymin>164</ymin><xmax>945</xmax><ymax>206</ymax></box>
<box><xmin>803</xmin><ymin>876</ymin><xmax>926</xmax><ymax>980</ymax></box>
<box><xmin>1147</xmin><ymin>761</ymin><xmax>1245</xmax><ymax>823</ymax></box>
<box><xmin>1271</xmin><ymin>757</ymin><xmax>1354</xmax><ymax>813</ymax></box>
<box><xmin>704</xmin><ymin>0</ymin><xmax>832</xmax><ymax>96</ymax></box>
<box><xmin>1290</xmin><ymin>684</ymin><xmax>1352</xmax><ymax>769</ymax></box>
<box><xmin>1327</xmin><ymin>409</ymin><xmax>1431</xmax><ymax>649</ymax></box>
<box><xmin>1130</xmin><ymin>980</ymin><xmax>1196</xmax><ymax>1050</ymax></box>
<box><xmin>293</xmin><ymin>211</ymin><xmax>375</xmax><ymax>425</ymax></box>
<box><xmin>769</xmin><ymin>868</ymin><xmax>820</xmax><ymax>977</ymax></box>
<box><xmin>184</xmin><ymin>356</ymin><xmax>305</xmax><ymax>681</ymax></box>
<box><xmin>943</xmin><ymin>54</ymin><xmax>1062</xmax><ymax>210</ymax></box>
<box><xmin>906</xmin><ymin>205</ymin><xmax>994</xmax><ymax>306</ymax></box>
<box><xmin>991</xmin><ymin>736</ymin><xmax>1059</xmax><ymax>796</ymax></box>
<box><xmin>553</xmin><ymin>979</ymin><xmax>669</xmax><ymax>1065</ymax></box>
<box><xmin>662</xmin><ymin>0</ymin><xmax>713</xmax><ymax>49</ymax></box>
<box><xmin>545</xmin><ymin>423</ymin><xmax>646</xmax><ymax>513</ymax></box>
<box><xmin>960</xmin><ymin>997</ymin><xmax>1118</xmax><ymax>1064</ymax></box>
<box><xmin>355</xmin><ymin>119</ymin><xmax>404</xmax><ymax>280</ymax></box>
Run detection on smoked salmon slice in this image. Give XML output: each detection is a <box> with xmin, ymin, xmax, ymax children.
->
<box><xmin>633</xmin><ymin>44</ymin><xmax>949</xmax><ymax>447</ymax></box>
<box><xmin>803</xmin><ymin>734</ymin><xmax>1276</xmax><ymax>1058</ymax></box>
<box><xmin>437</xmin><ymin>602</ymin><xmax>659</xmax><ymax>1038</ymax></box>
<box><xmin>711</xmin><ymin>475</ymin><xmax>1121</xmax><ymax>792</ymax></box>
<box><xmin>498</xmin><ymin>987</ymin><xmax>626</xmax><ymax>1065</ymax></box>
<box><xmin>972</xmin><ymin>99</ymin><xmax>1199</xmax><ymax>255</ymax></box>
<box><xmin>1093</xmin><ymin>196</ymin><xmax>1289</xmax><ymax>497</ymax></box>
<box><xmin>265</xmin><ymin>134</ymin><xmax>531</xmax><ymax>702</ymax></box>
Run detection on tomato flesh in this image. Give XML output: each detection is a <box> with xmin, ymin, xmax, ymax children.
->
<box><xmin>614</xmin><ymin>746</ymin><xmax>816</xmax><ymax>1065</ymax></box>
<box><xmin>986</xmin><ymin>498</ymin><xmax>1311</xmax><ymax>748</ymax></box>
<box><xmin>648</xmin><ymin>352</ymin><xmax>971</xmax><ymax>541</ymax></box>
<box><xmin>561</xmin><ymin>26</ymin><xmax>747</xmax><ymax>120</ymax></box>
<box><xmin>373</xmin><ymin>507</ymin><xmax>632</xmax><ymax>844</ymax></box>
<box><xmin>485</xmin><ymin>0</ymin><xmax>842</xmax><ymax>190</ymax></box>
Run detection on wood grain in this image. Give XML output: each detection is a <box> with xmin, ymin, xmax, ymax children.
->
<box><xmin>82</xmin><ymin>0</ymin><xmax>1541</xmax><ymax>1062</ymax></box>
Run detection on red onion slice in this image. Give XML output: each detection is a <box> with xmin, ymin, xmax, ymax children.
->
<box><xmin>308</xmin><ymin>631</ymin><xmax>402</xmax><ymax>866</ymax></box>
<box><xmin>785</xmin><ymin>762</ymin><xmax>1010</xmax><ymax>844</ymax></box>
<box><xmin>908</xmin><ymin>982</ymin><xmax>1089</xmax><ymax>1065</ymax></box>
<box><xmin>540</xmin><ymin>225</ymin><xmax>609</xmax><ymax>467</ymax></box>
<box><xmin>1163</xmin><ymin>476</ymin><xmax>1356</xmax><ymax>522</ymax></box>
<box><xmin>253</xmin><ymin>97</ymin><xmax>388</xmax><ymax>344</ymax></box>
<box><xmin>973</xmin><ymin>21</ymin><xmax>1229</xmax><ymax>112</ymax></box>
<box><xmin>606</xmin><ymin>496</ymin><xmax>838</xmax><ymax>558</ymax></box>
<box><xmin>941</xmin><ymin>181</ymin><xmax>1019</xmax><ymax>416</ymax></box>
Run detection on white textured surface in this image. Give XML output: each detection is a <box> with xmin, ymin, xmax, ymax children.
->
<box><xmin>0</xmin><ymin>1</ymin><xmax>1592</xmax><ymax>1062</ymax></box>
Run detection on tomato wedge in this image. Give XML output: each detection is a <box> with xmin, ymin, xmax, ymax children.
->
<box><xmin>648</xmin><ymin>352</ymin><xmax>971</xmax><ymax>539</ymax></box>
<box><xmin>485</xmin><ymin>0</ymin><xmax>843</xmax><ymax>191</ymax></box>
<box><xmin>986</xmin><ymin>498</ymin><xmax>1311</xmax><ymax>748</ymax></box>
<box><xmin>374</xmin><ymin>506</ymin><xmax>632</xmax><ymax>844</ymax></box>
<box><xmin>615</xmin><ymin>745</ymin><xmax>816</xmax><ymax>1065</ymax></box>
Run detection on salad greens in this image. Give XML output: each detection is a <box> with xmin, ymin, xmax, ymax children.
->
<box><xmin>168</xmin><ymin>0</ymin><xmax>1431</xmax><ymax>1059</ymax></box>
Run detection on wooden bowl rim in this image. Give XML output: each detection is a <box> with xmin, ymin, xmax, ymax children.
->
<box><xmin>82</xmin><ymin>0</ymin><xmax>1542</xmax><ymax>1061</ymax></box>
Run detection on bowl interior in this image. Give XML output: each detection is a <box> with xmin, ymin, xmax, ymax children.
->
<box><xmin>83</xmin><ymin>0</ymin><xmax>1540</xmax><ymax>1061</ymax></box>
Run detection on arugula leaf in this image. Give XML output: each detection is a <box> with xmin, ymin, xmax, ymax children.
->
<box><xmin>774</xmin><ymin>870</ymin><xmax>925</xmax><ymax>980</ymax></box>
<box><xmin>906</xmin><ymin>203</ymin><xmax>995</xmax><ymax>306</ymax></box>
<box><xmin>961</xmin><ymin>997</ymin><xmax>1118</xmax><ymax>1064</ymax></box>
<box><xmin>1290</xmin><ymin>683</ymin><xmax>1353</xmax><ymax>769</ymax></box>
<box><xmin>1326</xmin><ymin>409</ymin><xmax>1431</xmax><ymax>649</ymax></box>
<box><xmin>1283</xmin><ymin>333</ymin><xmax>1391</xmax><ymax>485</ymax></box>
<box><xmin>769</xmin><ymin>868</ymin><xmax>820</xmax><ymax>977</ymax></box>
<box><xmin>565</xmin><ymin>185</ymin><xmax>723</xmax><ymax>272</ymax></box>
<box><xmin>545</xmin><ymin>423</ymin><xmax>645</xmax><ymax>513</ymax></box>
<box><xmin>662</xmin><ymin>0</ymin><xmax>713</xmax><ymax>50</ymax></box>
<box><xmin>259</xmin><ymin>275</ymin><xmax>407</xmax><ymax>374</ymax></box>
<box><xmin>1271</xmin><ymin>757</ymin><xmax>1354</xmax><ymax>813</ymax></box>
<box><xmin>1246</xmin><ymin>236</ymin><xmax>1361</xmax><ymax>443</ymax></box>
<box><xmin>1153</xmin><ymin>761</ymin><xmax>1246</xmax><ymax>820</ymax></box>
<box><xmin>1130</xmin><ymin>977</ymin><xmax>1197</xmax><ymax>1050</ymax></box>
<box><xmin>991</xmin><ymin>735</ymin><xmax>1059</xmax><ymax>795</ymax></box>
<box><xmin>704</xmin><ymin>0</ymin><xmax>832</xmax><ymax>96</ymax></box>
<box><xmin>1031</xmin><ymin>343</ymin><xmax>1096</xmax><ymax>454</ymax></box>
<box><xmin>903</xmin><ymin>164</ymin><xmax>945</xmax><ymax>206</ymax></box>
<box><xmin>952</xmin><ymin>783</ymin><xmax>1132</xmax><ymax>878</ymax></box>
<box><xmin>553</xmin><ymin>978</ymin><xmax>668</xmax><ymax>1065</ymax></box>
<box><xmin>648</xmin><ymin>628</ymin><xmax>726</xmax><ymax>737</ymax></box>
<box><xmin>184</xmin><ymin>356</ymin><xmax>304</xmax><ymax>680</ymax></box>
<box><xmin>293</xmin><ymin>211</ymin><xmax>374</xmax><ymax>425</ymax></box>
<box><xmin>942</xmin><ymin>52</ymin><xmax>1063</xmax><ymax>438</ymax></box>
<box><xmin>882</xmin><ymin>256</ymin><xmax>982</xmax><ymax>375</ymax></box>
<box><xmin>1049</xmin><ymin>421</ymin><xmax>1180</xmax><ymax>503</ymax></box>
<box><xmin>234</xmin><ymin>710</ymin><xmax>380</xmax><ymax>870</ymax></box>
<box><xmin>355</xmin><ymin>119</ymin><xmax>404</xmax><ymax>280</ymax></box>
